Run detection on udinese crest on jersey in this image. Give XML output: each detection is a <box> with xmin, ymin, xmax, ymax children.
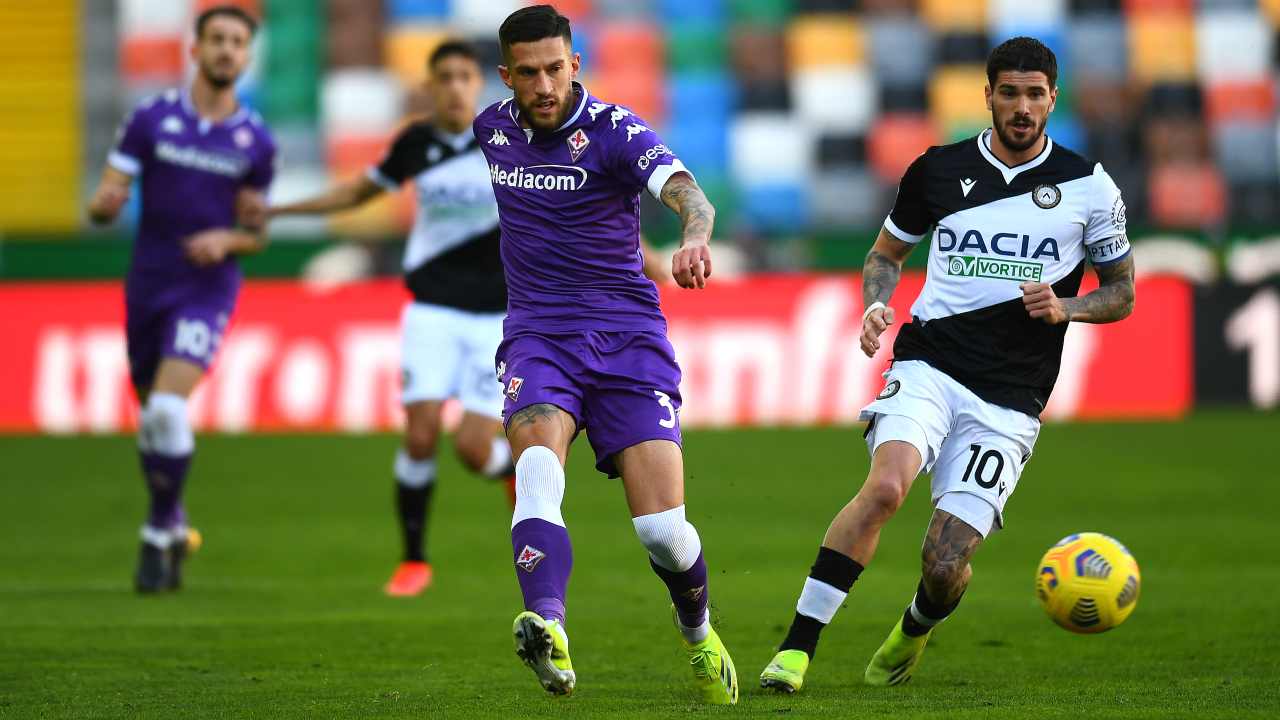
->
<box><xmin>1032</xmin><ymin>183</ymin><xmax>1061</xmax><ymax>209</ymax></box>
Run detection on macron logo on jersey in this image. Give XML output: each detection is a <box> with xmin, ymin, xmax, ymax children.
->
<box><xmin>489</xmin><ymin>163</ymin><xmax>588</xmax><ymax>192</ymax></box>
<box><xmin>488</xmin><ymin>129</ymin><xmax>510</xmax><ymax>146</ymax></box>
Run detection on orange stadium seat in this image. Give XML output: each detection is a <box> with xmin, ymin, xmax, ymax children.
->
<box><xmin>1205</xmin><ymin>81</ymin><xmax>1276</xmax><ymax>127</ymax></box>
<box><xmin>1128</xmin><ymin>12</ymin><xmax>1197</xmax><ymax>84</ymax></box>
<box><xmin>592</xmin><ymin>68</ymin><xmax>665</xmax><ymax>125</ymax></box>
<box><xmin>383</xmin><ymin>28</ymin><xmax>448</xmax><ymax>87</ymax></box>
<box><xmin>928</xmin><ymin>64</ymin><xmax>989</xmax><ymax>128</ymax></box>
<box><xmin>786</xmin><ymin>15</ymin><xmax>865</xmax><ymax>70</ymax></box>
<box><xmin>1122</xmin><ymin>0</ymin><xmax>1192</xmax><ymax>13</ymax></box>
<box><xmin>120</xmin><ymin>36</ymin><xmax>184</xmax><ymax>81</ymax></box>
<box><xmin>1149</xmin><ymin>163</ymin><xmax>1226</xmax><ymax>227</ymax></box>
<box><xmin>868</xmin><ymin>114</ymin><xmax>940</xmax><ymax>182</ymax></box>
<box><xmin>595</xmin><ymin>24</ymin><xmax>663</xmax><ymax>77</ymax></box>
<box><xmin>548</xmin><ymin>0</ymin><xmax>594</xmax><ymax>22</ymax></box>
<box><xmin>1264</xmin><ymin>0</ymin><xmax>1280</xmax><ymax>26</ymax></box>
<box><xmin>193</xmin><ymin>0</ymin><xmax>260</xmax><ymax>15</ymax></box>
<box><xmin>920</xmin><ymin>0</ymin><xmax>986</xmax><ymax>32</ymax></box>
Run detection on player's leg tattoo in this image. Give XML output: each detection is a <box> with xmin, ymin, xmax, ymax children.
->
<box><xmin>900</xmin><ymin>509</ymin><xmax>984</xmax><ymax>637</ymax></box>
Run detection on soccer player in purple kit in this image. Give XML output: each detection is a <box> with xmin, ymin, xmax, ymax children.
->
<box><xmin>474</xmin><ymin>5</ymin><xmax>737</xmax><ymax>703</ymax></box>
<box><xmin>86</xmin><ymin>5</ymin><xmax>276</xmax><ymax>593</ymax></box>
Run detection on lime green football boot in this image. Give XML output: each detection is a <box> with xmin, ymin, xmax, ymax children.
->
<box><xmin>759</xmin><ymin>649</ymin><xmax>810</xmax><ymax>693</ymax></box>
<box><xmin>864</xmin><ymin>617</ymin><xmax>932</xmax><ymax>686</ymax></box>
<box><xmin>673</xmin><ymin>606</ymin><xmax>738</xmax><ymax>705</ymax></box>
<box><xmin>513</xmin><ymin>611</ymin><xmax>576</xmax><ymax>695</ymax></box>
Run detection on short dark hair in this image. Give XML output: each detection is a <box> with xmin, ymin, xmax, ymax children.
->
<box><xmin>498</xmin><ymin>5</ymin><xmax>572</xmax><ymax>60</ymax></box>
<box><xmin>986</xmin><ymin>36</ymin><xmax>1057</xmax><ymax>89</ymax></box>
<box><xmin>195</xmin><ymin>5</ymin><xmax>258</xmax><ymax>39</ymax></box>
<box><xmin>430</xmin><ymin>40</ymin><xmax>480</xmax><ymax>70</ymax></box>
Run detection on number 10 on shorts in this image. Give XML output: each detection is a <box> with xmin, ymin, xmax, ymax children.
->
<box><xmin>961</xmin><ymin>444</ymin><xmax>1006</xmax><ymax>495</ymax></box>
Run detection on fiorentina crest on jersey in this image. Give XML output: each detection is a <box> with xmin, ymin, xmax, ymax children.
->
<box><xmin>516</xmin><ymin>544</ymin><xmax>546</xmax><ymax>572</ymax></box>
<box><xmin>567</xmin><ymin>128</ymin><xmax>590</xmax><ymax>162</ymax></box>
<box><xmin>506</xmin><ymin>376</ymin><xmax>524</xmax><ymax>401</ymax></box>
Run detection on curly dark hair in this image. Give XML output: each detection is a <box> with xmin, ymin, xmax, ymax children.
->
<box><xmin>986</xmin><ymin>36</ymin><xmax>1057</xmax><ymax>88</ymax></box>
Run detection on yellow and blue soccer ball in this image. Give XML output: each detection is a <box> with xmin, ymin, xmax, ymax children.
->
<box><xmin>1035</xmin><ymin>532</ymin><xmax>1141</xmax><ymax>634</ymax></box>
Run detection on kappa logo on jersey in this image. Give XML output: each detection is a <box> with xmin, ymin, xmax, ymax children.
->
<box><xmin>489</xmin><ymin>163</ymin><xmax>588</xmax><ymax>192</ymax></box>
<box><xmin>625</xmin><ymin>123</ymin><xmax>650</xmax><ymax>142</ymax></box>
<box><xmin>488</xmin><ymin>128</ymin><xmax>510</xmax><ymax>146</ymax></box>
<box><xmin>587</xmin><ymin>101</ymin><xmax>610</xmax><ymax>121</ymax></box>
<box><xmin>515</xmin><ymin>544</ymin><xmax>546</xmax><ymax>573</ymax></box>
<box><xmin>160</xmin><ymin>115</ymin><xmax>184</xmax><ymax>134</ymax></box>
<box><xmin>635</xmin><ymin>144</ymin><xmax>673</xmax><ymax>171</ymax></box>
<box><xmin>960</xmin><ymin>177</ymin><xmax>976</xmax><ymax>197</ymax></box>
<box><xmin>496</xmin><ymin>360</ymin><xmax>507</xmax><ymax>381</ymax></box>
<box><xmin>506</xmin><ymin>376</ymin><xmax>524</xmax><ymax>401</ymax></box>
<box><xmin>609</xmin><ymin>106</ymin><xmax>631</xmax><ymax>129</ymax></box>
<box><xmin>567</xmin><ymin>128</ymin><xmax>590</xmax><ymax>162</ymax></box>
<box><xmin>1033</xmin><ymin>183</ymin><xmax>1061</xmax><ymax>209</ymax></box>
<box><xmin>948</xmin><ymin>255</ymin><xmax>1044</xmax><ymax>282</ymax></box>
<box><xmin>877</xmin><ymin>380</ymin><xmax>901</xmax><ymax>399</ymax></box>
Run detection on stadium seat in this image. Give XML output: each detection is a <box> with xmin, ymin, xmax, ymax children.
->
<box><xmin>1128</xmin><ymin>11</ymin><xmax>1196</xmax><ymax>83</ymax></box>
<box><xmin>730</xmin><ymin>112</ymin><xmax>814</xmax><ymax>185</ymax></box>
<box><xmin>936</xmin><ymin>31</ymin><xmax>990</xmax><ymax>64</ymax></box>
<box><xmin>865</xmin><ymin>17</ymin><xmax>932</xmax><ymax>87</ymax></box>
<box><xmin>987</xmin><ymin>0</ymin><xmax>1063</xmax><ymax>28</ymax></box>
<box><xmin>593</xmin><ymin>67</ymin><xmax>665</xmax><ymax>124</ymax></box>
<box><xmin>811</xmin><ymin>169</ymin><xmax>881</xmax><ymax>227</ymax></box>
<box><xmin>1067</xmin><ymin>13</ymin><xmax>1127</xmax><ymax>82</ymax></box>
<box><xmin>785</xmin><ymin>15</ymin><xmax>865</xmax><ymax>69</ymax></box>
<box><xmin>928</xmin><ymin>65</ymin><xmax>990</xmax><ymax>127</ymax></box>
<box><xmin>920</xmin><ymin>0</ymin><xmax>987</xmax><ymax>31</ymax></box>
<box><xmin>1122</xmin><ymin>0</ymin><xmax>1191</xmax><ymax>12</ymax></box>
<box><xmin>740</xmin><ymin>182</ymin><xmax>811</xmax><ymax>232</ymax></box>
<box><xmin>450</xmin><ymin>0</ymin><xmax>522</xmax><ymax>33</ymax></box>
<box><xmin>1046</xmin><ymin>114</ymin><xmax>1083</xmax><ymax>153</ymax></box>
<box><xmin>868</xmin><ymin>114</ymin><xmax>939</xmax><ymax>182</ymax></box>
<box><xmin>1148</xmin><ymin>163</ymin><xmax>1226</xmax><ymax>227</ymax></box>
<box><xmin>119</xmin><ymin>0</ymin><xmax>187</xmax><ymax>36</ymax></box>
<box><xmin>386</xmin><ymin>0</ymin><xmax>449</xmax><ymax>22</ymax></box>
<box><xmin>550</xmin><ymin>0</ymin><xmax>595</xmax><ymax>23</ymax></box>
<box><xmin>321</xmin><ymin>70</ymin><xmax>405</xmax><ymax>137</ymax></box>
<box><xmin>729</xmin><ymin>0</ymin><xmax>794</xmax><ymax>24</ymax></box>
<box><xmin>665</xmin><ymin>118</ymin><xmax>729</xmax><ymax>175</ymax></box>
<box><xmin>660</xmin><ymin>0</ymin><xmax>725</xmax><ymax>23</ymax></box>
<box><xmin>1205</xmin><ymin>81</ymin><xmax>1275</xmax><ymax>127</ymax></box>
<box><xmin>1195</xmin><ymin>9</ymin><xmax>1272</xmax><ymax>83</ymax></box>
<box><xmin>383</xmin><ymin>28</ymin><xmax>449</xmax><ymax>87</ymax></box>
<box><xmin>1265</xmin><ymin>0</ymin><xmax>1280</xmax><ymax>26</ymax></box>
<box><xmin>329</xmin><ymin>0</ymin><xmax>387</xmax><ymax>67</ymax></box>
<box><xmin>1213</xmin><ymin>122</ymin><xmax>1279</xmax><ymax>183</ymax></box>
<box><xmin>596</xmin><ymin>24</ymin><xmax>664</xmax><ymax>76</ymax></box>
<box><xmin>1143</xmin><ymin>116</ymin><xmax>1207</xmax><ymax>165</ymax></box>
<box><xmin>730</xmin><ymin>26</ymin><xmax>787</xmax><ymax>83</ymax></box>
<box><xmin>668</xmin><ymin>72</ymin><xmax>735</xmax><ymax>127</ymax></box>
<box><xmin>792</xmin><ymin>66</ymin><xmax>877</xmax><ymax>134</ymax></box>
<box><xmin>816</xmin><ymin>133</ymin><xmax>867</xmax><ymax>169</ymax></box>
<box><xmin>194</xmin><ymin>0</ymin><xmax>260</xmax><ymax>15</ymax></box>
<box><xmin>879</xmin><ymin>83</ymin><xmax>929</xmax><ymax>113</ymax></box>
<box><xmin>120</xmin><ymin>37</ymin><xmax>185</xmax><ymax>83</ymax></box>
<box><xmin>667</xmin><ymin>25</ymin><xmax>728</xmax><ymax>72</ymax></box>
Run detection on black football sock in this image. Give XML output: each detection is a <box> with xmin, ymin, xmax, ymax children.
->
<box><xmin>901</xmin><ymin>579</ymin><xmax>964</xmax><ymax>637</ymax></box>
<box><xmin>779</xmin><ymin>546</ymin><xmax>865</xmax><ymax>658</ymax></box>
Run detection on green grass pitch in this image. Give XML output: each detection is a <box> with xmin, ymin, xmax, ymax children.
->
<box><xmin>1</xmin><ymin>412</ymin><xmax>1277</xmax><ymax>718</ymax></box>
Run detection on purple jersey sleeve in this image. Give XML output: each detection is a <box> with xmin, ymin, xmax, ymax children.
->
<box><xmin>109</xmin><ymin>100</ymin><xmax>156</xmax><ymax>176</ymax></box>
<box><xmin>243</xmin><ymin>124</ymin><xmax>277</xmax><ymax>190</ymax></box>
<box><xmin>605</xmin><ymin>112</ymin><xmax>690</xmax><ymax>200</ymax></box>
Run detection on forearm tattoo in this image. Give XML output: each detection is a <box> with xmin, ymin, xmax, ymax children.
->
<box><xmin>921</xmin><ymin>510</ymin><xmax>983</xmax><ymax>605</ymax></box>
<box><xmin>863</xmin><ymin>249</ymin><xmax>902</xmax><ymax>307</ymax></box>
<box><xmin>1061</xmin><ymin>252</ymin><xmax>1136</xmax><ymax>323</ymax></box>
<box><xmin>660</xmin><ymin>175</ymin><xmax>715</xmax><ymax>244</ymax></box>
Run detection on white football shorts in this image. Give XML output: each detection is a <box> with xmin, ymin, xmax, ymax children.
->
<box><xmin>859</xmin><ymin>360</ymin><xmax>1041</xmax><ymax>537</ymax></box>
<box><xmin>400</xmin><ymin>301</ymin><xmax>505</xmax><ymax>419</ymax></box>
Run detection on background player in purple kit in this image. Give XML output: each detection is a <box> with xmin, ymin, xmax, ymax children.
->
<box><xmin>474</xmin><ymin>5</ymin><xmax>737</xmax><ymax>704</ymax></box>
<box><xmin>86</xmin><ymin>5</ymin><xmax>276</xmax><ymax>593</ymax></box>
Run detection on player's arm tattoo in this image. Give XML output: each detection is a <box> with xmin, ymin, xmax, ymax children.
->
<box><xmin>1061</xmin><ymin>251</ymin><xmax>1136</xmax><ymax>324</ymax></box>
<box><xmin>921</xmin><ymin>510</ymin><xmax>983</xmax><ymax>605</ymax></box>
<box><xmin>659</xmin><ymin>173</ymin><xmax>715</xmax><ymax>244</ymax></box>
<box><xmin>863</xmin><ymin>249</ymin><xmax>901</xmax><ymax>307</ymax></box>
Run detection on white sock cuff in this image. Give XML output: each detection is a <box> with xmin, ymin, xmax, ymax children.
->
<box><xmin>632</xmin><ymin>505</ymin><xmax>703</xmax><ymax>572</ymax></box>
<box><xmin>482</xmin><ymin>437</ymin><xmax>513</xmax><ymax>478</ymax></box>
<box><xmin>796</xmin><ymin>576</ymin><xmax>848</xmax><ymax>625</ymax></box>
<box><xmin>511</xmin><ymin>445</ymin><xmax>566</xmax><ymax>528</ymax></box>
<box><xmin>140</xmin><ymin>524</ymin><xmax>175</xmax><ymax>549</ymax></box>
<box><xmin>909</xmin><ymin>598</ymin><xmax>945</xmax><ymax>629</ymax></box>
<box><xmin>138</xmin><ymin>392</ymin><xmax>194</xmax><ymax>456</ymax></box>
<box><xmin>394</xmin><ymin>449</ymin><xmax>437</xmax><ymax>488</ymax></box>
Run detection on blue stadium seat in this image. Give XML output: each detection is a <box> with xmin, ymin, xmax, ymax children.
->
<box><xmin>660</xmin><ymin>0</ymin><xmax>725</xmax><ymax>23</ymax></box>
<box><xmin>665</xmin><ymin>118</ymin><xmax>729</xmax><ymax>175</ymax></box>
<box><xmin>387</xmin><ymin>0</ymin><xmax>450</xmax><ymax>22</ymax></box>
<box><xmin>1047</xmin><ymin>114</ymin><xmax>1084</xmax><ymax>154</ymax></box>
<box><xmin>668</xmin><ymin>72</ymin><xmax>735</xmax><ymax>125</ymax></box>
<box><xmin>740</xmin><ymin>182</ymin><xmax>811</xmax><ymax>233</ymax></box>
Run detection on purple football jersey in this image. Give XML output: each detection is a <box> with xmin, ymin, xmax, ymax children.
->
<box><xmin>109</xmin><ymin>89</ymin><xmax>277</xmax><ymax>300</ymax></box>
<box><xmin>474</xmin><ymin>83</ymin><xmax>690</xmax><ymax>335</ymax></box>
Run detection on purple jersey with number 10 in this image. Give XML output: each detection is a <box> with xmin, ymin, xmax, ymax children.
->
<box><xmin>109</xmin><ymin>89</ymin><xmax>276</xmax><ymax>388</ymax></box>
<box><xmin>474</xmin><ymin>82</ymin><xmax>688</xmax><ymax>336</ymax></box>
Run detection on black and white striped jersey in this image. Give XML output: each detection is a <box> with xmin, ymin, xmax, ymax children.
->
<box><xmin>368</xmin><ymin>121</ymin><xmax>504</xmax><ymax>312</ymax></box>
<box><xmin>884</xmin><ymin>130</ymin><xmax>1130</xmax><ymax>418</ymax></box>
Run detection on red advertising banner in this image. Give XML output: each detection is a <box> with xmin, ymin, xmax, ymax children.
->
<box><xmin>0</xmin><ymin>274</ymin><xmax>1192</xmax><ymax>433</ymax></box>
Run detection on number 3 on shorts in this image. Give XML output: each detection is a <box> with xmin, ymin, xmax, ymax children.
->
<box><xmin>654</xmin><ymin>390</ymin><xmax>677</xmax><ymax>429</ymax></box>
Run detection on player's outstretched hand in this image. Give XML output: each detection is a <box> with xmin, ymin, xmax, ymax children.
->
<box><xmin>88</xmin><ymin>184</ymin><xmax>129</xmax><ymax>225</ymax></box>
<box><xmin>1021</xmin><ymin>282</ymin><xmax>1069</xmax><ymax>325</ymax></box>
<box><xmin>672</xmin><ymin>241</ymin><xmax>713</xmax><ymax>289</ymax></box>
<box><xmin>860</xmin><ymin>305</ymin><xmax>896</xmax><ymax>357</ymax></box>
<box><xmin>184</xmin><ymin>230</ymin><xmax>232</xmax><ymax>266</ymax></box>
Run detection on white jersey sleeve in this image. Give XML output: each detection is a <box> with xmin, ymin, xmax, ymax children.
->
<box><xmin>1082</xmin><ymin>164</ymin><xmax>1130</xmax><ymax>265</ymax></box>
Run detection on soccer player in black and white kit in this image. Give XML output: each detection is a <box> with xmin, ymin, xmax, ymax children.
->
<box><xmin>271</xmin><ymin>42</ymin><xmax>514</xmax><ymax>597</ymax></box>
<box><xmin>760</xmin><ymin>37</ymin><xmax>1137</xmax><ymax>691</ymax></box>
